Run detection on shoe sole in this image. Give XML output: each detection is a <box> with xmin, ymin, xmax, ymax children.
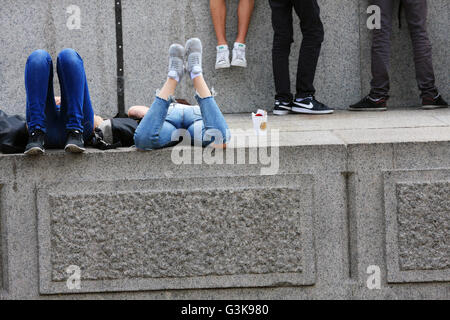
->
<box><xmin>292</xmin><ymin>107</ymin><xmax>334</xmax><ymax>115</ymax></box>
<box><xmin>421</xmin><ymin>105</ymin><xmax>448</xmax><ymax>110</ymax></box>
<box><xmin>273</xmin><ymin>109</ymin><xmax>290</xmax><ymax>116</ymax></box>
<box><xmin>65</xmin><ymin>144</ymin><xmax>86</xmax><ymax>153</ymax></box>
<box><xmin>24</xmin><ymin>147</ymin><xmax>45</xmax><ymax>156</ymax></box>
<box><xmin>348</xmin><ymin>107</ymin><xmax>387</xmax><ymax>111</ymax></box>
<box><xmin>231</xmin><ymin>60</ymin><xmax>247</xmax><ymax>68</ymax></box>
<box><xmin>215</xmin><ymin>63</ymin><xmax>230</xmax><ymax>70</ymax></box>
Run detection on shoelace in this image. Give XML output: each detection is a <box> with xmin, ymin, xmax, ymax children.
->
<box><xmin>189</xmin><ymin>54</ymin><xmax>201</xmax><ymax>70</ymax></box>
<box><xmin>30</xmin><ymin>130</ymin><xmax>44</xmax><ymax>142</ymax></box>
<box><xmin>216</xmin><ymin>50</ymin><xmax>229</xmax><ymax>64</ymax></box>
<box><xmin>234</xmin><ymin>48</ymin><xmax>246</xmax><ymax>61</ymax></box>
<box><xmin>169</xmin><ymin>58</ymin><xmax>182</xmax><ymax>72</ymax></box>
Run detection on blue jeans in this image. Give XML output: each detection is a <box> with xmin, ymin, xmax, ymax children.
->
<box><xmin>25</xmin><ymin>49</ymin><xmax>94</xmax><ymax>148</ymax></box>
<box><xmin>134</xmin><ymin>95</ymin><xmax>230</xmax><ymax>150</ymax></box>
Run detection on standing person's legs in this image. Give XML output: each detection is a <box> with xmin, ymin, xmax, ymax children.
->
<box><xmin>292</xmin><ymin>0</ymin><xmax>324</xmax><ymax>98</ymax></box>
<box><xmin>370</xmin><ymin>0</ymin><xmax>394</xmax><ymax>100</ymax></box>
<box><xmin>402</xmin><ymin>0</ymin><xmax>438</xmax><ymax>100</ymax></box>
<box><xmin>269</xmin><ymin>0</ymin><xmax>294</xmax><ymax>103</ymax></box>
<box><xmin>56</xmin><ymin>48</ymin><xmax>94</xmax><ymax>147</ymax></box>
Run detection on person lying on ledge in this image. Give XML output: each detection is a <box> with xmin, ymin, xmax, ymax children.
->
<box><xmin>133</xmin><ymin>38</ymin><xmax>230</xmax><ymax>150</ymax></box>
<box><xmin>23</xmin><ymin>48</ymin><xmax>142</xmax><ymax>155</ymax></box>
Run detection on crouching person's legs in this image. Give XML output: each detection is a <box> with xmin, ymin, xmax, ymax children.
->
<box><xmin>24</xmin><ymin>50</ymin><xmax>58</xmax><ymax>155</ymax></box>
<box><xmin>57</xmin><ymin>48</ymin><xmax>94</xmax><ymax>153</ymax></box>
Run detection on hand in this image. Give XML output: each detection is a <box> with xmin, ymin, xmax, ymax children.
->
<box><xmin>55</xmin><ymin>96</ymin><xmax>61</xmax><ymax>106</ymax></box>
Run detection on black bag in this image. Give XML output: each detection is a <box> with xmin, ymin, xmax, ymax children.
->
<box><xmin>0</xmin><ymin>110</ymin><xmax>28</xmax><ymax>154</ymax></box>
<box><xmin>111</xmin><ymin>118</ymin><xmax>139</xmax><ymax>147</ymax></box>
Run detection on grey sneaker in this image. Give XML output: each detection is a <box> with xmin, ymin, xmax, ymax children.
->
<box><xmin>185</xmin><ymin>38</ymin><xmax>203</xmax><ymax>76</ymax></box>
<box><xmin>168</xmin><ymin>44</ymin><xmax>185</xmax><ymax>82</ymax></box>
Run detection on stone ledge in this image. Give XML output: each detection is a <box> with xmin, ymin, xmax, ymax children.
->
<box><xmin>0</xmin><ymin>110</ymin><xmax>449</xmax><ymax>299</ymax></box>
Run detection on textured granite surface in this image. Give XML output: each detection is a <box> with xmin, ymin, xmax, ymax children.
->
<box><xmin>0</xmin><ymin>110</ymin><xmax>448</xmax><ymax>299</ymax></box>
<box><xmin>1</xmin><ymin>0</ymin><xmax>446</xmax><ymax>116</ymax></box>
<box><xmin>397</xmin><ymin>182</ymin><xmax>449</xmax><ymax>271</ymax></box>
<box><xmin>384</xmin><ymin>170</ymin><xmax>450</xmax><ymax>284</ymax></box>
<box><xmin>49</xmin><ymin>188</ymin><xmax>305</xmax><ymax>281</ymax></box>
<box><xmin>0</xmin><ymin>0</ymin><xmax>116</xmax><ymax>117</ymax></box>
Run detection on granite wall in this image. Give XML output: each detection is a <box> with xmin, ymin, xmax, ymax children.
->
<box><xmin>0</xmin><ymin>0</ymin><xmax>448</xmax><ymax>116</ymax></box>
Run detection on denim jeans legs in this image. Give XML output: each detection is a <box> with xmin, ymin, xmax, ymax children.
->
<box><xmin>25</xmin><ymin>49</ymin><xmax>94</xmax><ymax>148</ymax></box>
<box><xmin>134</xmin><ymin>95</ymin><xmax>230</xmax><ymax>150</ymax></box>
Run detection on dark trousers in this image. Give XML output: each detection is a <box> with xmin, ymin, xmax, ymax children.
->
<box><xmin>370</xmin><ymin>0</ymin><xmax>438</xmax><ymax>99</ymax></box>
<box><xmin>269</xmin><ymin>0</ymin><xmax>324</xmax><ymax>102</ymax></box>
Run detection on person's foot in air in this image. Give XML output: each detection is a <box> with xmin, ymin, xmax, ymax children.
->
<box><xmin>215</xmin><ymin>44</ymin><xmax>230</xmax><ymax>70</ymax></box>
<box><xmin>186</xmin><ymin>38</ymin><xmax>203</xmax><ymax>77</ymax></box>
<box><xmin>231</xmin><ymin>42</ymin><xmax>247</xmax><ymax>68</ymax></box>
<box><xmin>168</xmin><ymin>43</ymin><xmax>185</xmax><ymax>83</ymax></box>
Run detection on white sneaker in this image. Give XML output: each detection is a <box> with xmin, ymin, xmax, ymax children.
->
<box><xmin>231</xmin><ymin>42</ymin><xmax>247</xmax><ymax>68</ymax></box>
<box><xmin>215</xmin><ymin>45</ymin><xmax>230</xmax><ymax>69</ymax></box>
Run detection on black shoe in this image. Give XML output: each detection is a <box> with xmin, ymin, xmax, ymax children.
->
<box><xmin>349</xmin><ymin>95</ymin><xmax>387</xmax><ymax>111</ymax></box>
<box><xmin>422</xmin><ymin>94</ymin><xmax>448</xmax><ymax>110</ymax></box>
<box><xmin>273</xmin><ymin>100</ymin><xmax>292</xmax><ymax>116</ymax></box>
<box><xmin>64</xmin><ymin>130</ymin><xmax>86</xmax><ymax>153</ymax></box>
<box><xmin>292</xmin><ymin>96</ymin><xmax>334</xmax><ymax>114</ymax></box>
<box><xmin>24</xmin><ymin>129</ymin><xmax>46</xmax><ymax>155</ymax></box>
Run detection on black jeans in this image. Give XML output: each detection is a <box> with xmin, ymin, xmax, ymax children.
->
<box><xmin>370</xmin><ymin>0</ymin><xmax>438</xmax><ymax>99</ymax></box>
<box><xmin>269</xmin><ymin>0</ymin><xmax>324</xmax><ymax>102</ymax></box>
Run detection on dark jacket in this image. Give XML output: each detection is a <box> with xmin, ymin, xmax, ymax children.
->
<box><xmin>0</xmin><ymin>110</ymin><xmax>28</xmax><ymax>154</ymax></box>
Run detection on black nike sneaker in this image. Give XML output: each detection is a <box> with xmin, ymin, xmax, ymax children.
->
<box><xmin>292</xmin><ymin>96</ymin><xmax>334</xmax><ymax>114</ymax></box>
<box><xmin>421</xmin><ymin>94</ymin><xmax>448</xmax><ymax>110</ymax></box>
<box><xmin>273</xmin><ymin>100</ymin><xmax>292</xmax><ymax>116</ymax></box>
<box><xmin>349</xmin><ymin>95</ymin><xmax>387</xmax><ymax>111</ymax></box>
<box><xmin>24</xmin><ymin>129</ymin><xmax>46</xmax><ymax>156</ymax></box>
<box><xmin>64</xmin><ymin>130</ymin><xmax>86</xmax><ymax>153</ymax></box>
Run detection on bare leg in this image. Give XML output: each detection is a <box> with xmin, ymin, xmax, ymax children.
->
<box><xmin>193</xmin><ymin>75</ymin><xmax>212</xmax><ymax>98</ymax></box>
<box><xmin>236</xmin><ymin>0</ymin><xmax>255</xmax><ymax>44</ymax></box>
<box><xmin>158</xmin><ymin>78</ymin><xmax>178</xmax><ymax>100</ymax></box>
<box><xmin>210</xmin><ymin>0</ymin><xmax>228</xmax><ymax>46</ymax></box>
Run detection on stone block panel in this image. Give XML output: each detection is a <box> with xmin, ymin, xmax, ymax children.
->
<box><xmin>37</xmin><ymin>175</ymin><xmax>316</xmax><ymax>294</ymax></box>
<box><xmin>384</xmin><ymin>169</ymin><xmax>450</xmax><ymax>283</ymax></box>
<box><xmin>0</xmin><ymin>0</ymin><xmax>117</xmax><ymax>117</ymax></box>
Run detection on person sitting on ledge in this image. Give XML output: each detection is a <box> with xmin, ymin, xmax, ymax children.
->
<box><xmin>133</xmin><ymin>38</ymin><xmax>230</xmax><ymax>150</ymax></box>
<box><xmin>210</xmin><ymin>0</ymin><xmax>254</xmax><ymax>69</ymax></box>
<box><xmin>24</xmin><ymin>48</ymin><xmax>95</xmax><ymax>155</ymax></box>
<box><xmin>349</xmin><ymin>0</ymin><xmax>448</xmax><ymax>111</ymax></box>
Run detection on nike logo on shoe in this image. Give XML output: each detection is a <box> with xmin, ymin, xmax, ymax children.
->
<box><xmin>293</xmin><ymin>101</ymin><xmax>314</xmax><ymax>109</ymax></box>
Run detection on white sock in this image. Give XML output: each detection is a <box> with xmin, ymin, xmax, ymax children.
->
<box><xmin>190</xmin><ymin>71</ymin><xmax>202</xmax><ymax>80</ymax></box>
<box><xmin>168</xmin><ymin>72</ymin><xmax>180</xmax><ymax>83</ymax></box>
